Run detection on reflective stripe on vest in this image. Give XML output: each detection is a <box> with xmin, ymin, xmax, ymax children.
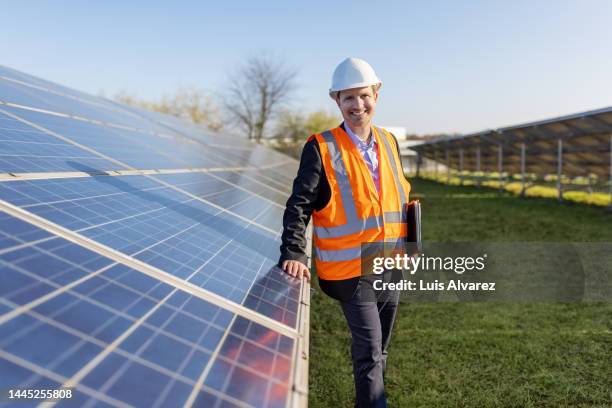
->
<box><xmin>315</xmin><ymin>238</ymin><xmax>406</xmax><ymax>262</ymax></box>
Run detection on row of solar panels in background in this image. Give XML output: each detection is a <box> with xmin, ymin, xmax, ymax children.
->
<box><xmin>411</xmin><ymin>105</ymin><xmax>612</xmax><ymax>177</ymax></box>
<box><xmin>0</xmin><ymin>66</ymin><xmax>307</xmax><ymax>408</ymax></box>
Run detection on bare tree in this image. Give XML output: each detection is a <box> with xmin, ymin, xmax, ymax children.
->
<box><xmin>224</xmin><ymin>55</ymin><xmax>297</xmax><ymax>142</ymax></box>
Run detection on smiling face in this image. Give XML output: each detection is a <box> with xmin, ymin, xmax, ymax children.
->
<box><xmin>335</xmin><ymin>86</ymin><xmax>378</xmax><ymax>131</ymax></box>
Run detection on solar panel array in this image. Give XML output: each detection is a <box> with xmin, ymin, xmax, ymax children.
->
<box><xmin>0</xmin><ymin>66</ymin><xmax>310</xmax><ymax>408</ymax></box>
<box><xmin>412</xmin><ymin>107</ymin><xmax>612</xmax><ymax>178</ymax></box>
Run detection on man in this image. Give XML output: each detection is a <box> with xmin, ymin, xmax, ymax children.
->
<box><xmin>279</xmin><ymin>57</ymin><xmax>411</xmax><ymax>407</ymax></box>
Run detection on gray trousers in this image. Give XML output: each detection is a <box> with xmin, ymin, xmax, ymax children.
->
<box><xmin>340</xmin><ymin>273</ymin><xmax>400</xmax><ymax>408</ymax></box>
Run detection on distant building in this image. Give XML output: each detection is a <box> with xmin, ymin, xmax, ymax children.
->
<box><xmin>379</xmin><ymin>126</ymin><xmax>417</xmax><ymax>173</ymax></box>
<box><xmin>382</xmin><ymin>126</ymin><xmax>406</xmax><ymax>139</ymax></box>
<box><xmin>390</xmin><ymin>130</ymin><xmax>440</xmax><ymax>174</ymax></box>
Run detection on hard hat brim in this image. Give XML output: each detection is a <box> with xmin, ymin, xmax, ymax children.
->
<box><xmin>329</xmin><ymin>81</ymin><xmax>382</xmax><ymax>96</ymax></box>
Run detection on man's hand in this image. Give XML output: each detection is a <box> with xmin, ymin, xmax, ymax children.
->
<box><xmin>281</xmin><ymin>260</ymin><xmax>311</xmax><ymax>282</ymax></box>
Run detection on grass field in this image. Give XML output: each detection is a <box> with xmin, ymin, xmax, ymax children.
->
<box><xmin>417</xmin><ymin>171</ymin><xmax>612</xmax><ymax>207</ymax></box>
<box><xmin>308</xmin><ymin>178</ymin><xmax>612</xmax><ymax>407</ymax></box>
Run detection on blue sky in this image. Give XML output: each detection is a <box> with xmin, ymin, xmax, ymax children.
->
<box><xmin>2</xmin><ymin>1</ymin><xmax>611</xmax><ymax>134</ymax></box>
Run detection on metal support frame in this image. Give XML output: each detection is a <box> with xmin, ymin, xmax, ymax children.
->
<box><xmin>498</xmin><ymin>143</ymin><xmax>504</xmax><ymax>193</ymax></box>
<box><xmin>557</xmin><ymin>138</ymin><xmax>563</xmax><ymax>202</ymax></box>
<box><xmin>476</xmin><ymin>145</ymin><xmax>481</xmax><ymax>188</ymax></box>
<box><xmin>291</xmin><ymin>223</ymin><xmax>312</xmax><ymax>407</ymax></box>
<box><xmin>459</xmin><ymin>147</ymin><xmax>464</xmax><ymax>185</ymax></box>
<box><xmin>520</xmin><ymin>142</ymin><xmax>526</xmax><ymax>198</ymax></box>
<box><xmin>609</xmin><ymin>134</ymin><xmax>612</xmax><ymax>210</ymax></box>
<box><xmin>446</xmin><ymin>148</ymin><xmax>450</xmax><ymax>185</ymax></box>
<box><xmin>434</xmin><ymin>150</ymin><xmax>438</xmax><ymax>179</ymax></box>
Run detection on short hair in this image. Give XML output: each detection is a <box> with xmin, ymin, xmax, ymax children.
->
<box><xmin>332</xmin><ymin>84</ymin><xmax>380</xmax><ymax>100</ymax></box>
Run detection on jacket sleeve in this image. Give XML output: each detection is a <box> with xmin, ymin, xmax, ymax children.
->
<box><xmin>278</xmin><ymin>139</ymin><xmax>323</xmax><ymax>266</ymax></box>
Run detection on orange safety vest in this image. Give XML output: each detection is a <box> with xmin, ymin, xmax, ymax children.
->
<box><xmin>310</xmin><ymin>125</ymin><xmax>411</xmax><ymax>280</ymax></box>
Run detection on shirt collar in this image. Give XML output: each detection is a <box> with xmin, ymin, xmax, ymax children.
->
<box><xmin>343</xmin><ymin>122</ymin><xmax>376</xmax><ymax>148</ymax></box>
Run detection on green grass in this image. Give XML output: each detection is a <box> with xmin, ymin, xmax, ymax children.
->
<box><xmin>418</xmin><ymin>171</ymin><xmax>612</xmax><ymax>207</ymax></box>
<box><xmin>308</xmin><ymin>178</ymin><xmax>612</xmax><ymax>407</ymax></box>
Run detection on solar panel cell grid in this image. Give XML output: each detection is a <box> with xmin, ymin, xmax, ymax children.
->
<box><xmin>0</xmin><ymin>175</ymin><xmax>301</xmax><ymax>328</ymax></box>
<box><xmin>258</xmin><ymin>168</ymin><xmax>294</xmax><ymax>188</ymax></box>
<box><xmin>204</xmin><ymin>316</ymin><xmax>294</xmax><ymax>408</ymax></box>
<box><xmin>0</xmin><ymin>211</ymin><xmax>54</xmax><ymax>247</ymax></box>
<box><xmin>213</xmin><ymin>171</ymin><xmax>290</xmax><ymax>206</ymax></box>
<box><xmin>1</xmin><ymin>66</ymin><xmax>225</xmax><ymax>146</ymax></box>
<box><xmin>0</xmin><ymin>111</ymin><xmax>126</xmax><ymax>174</ymax></box>
<box><xmin>217</xmin><ymin>144</ymin><xmax>291</xmax><ymax>169</ymax></box>
<box><xmin>2</xmin><ymin>75</ymin><xmax>186</xmax><ymax>133</ymax></box>
<box><xmin>0</xmin><ymin>66</ymin><xmax>120</xmax><ymax>111</ymax></box>
<box><xmin>2</xmin><ymin>106</ymin><xmax>197</xmax><ymax>169</ymax></box>
<box><xmin>0</xmin><ymin>67</ymin><xmax>307</xmax><ymax>407</ymax></box>
<box><xmin>0</xmin><ymin>79</ymin><xmax>57</xmax><ymax>111</ymax></box>
<box><xmin>0</xmin><ymin>76</ymin><xmax>286</xmax><ymax>175</ymax></box>
<box><xmin>236</xmin><ymin>170</ymin><xmax>293</xmax><ymax>196</ymax></box>
<box><xmin>0</xmin><ymin>211</ymin><xmax>296</xmax><ymax>407</ymax></box>
<box><xmin>152</xmin><ymin>173</ymin><xmax>284</xmax><ymax>226</ymax></box>
<box><xmin>0</xmin><ymin>105</ymin><xmax>243</xmax><ymax>171</ymax></box>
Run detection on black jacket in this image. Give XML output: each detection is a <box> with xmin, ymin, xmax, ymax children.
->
<box><xmin>278</xmin><ymin>124</ymin><xmax>405</xmax><ymax>301</ymax></box>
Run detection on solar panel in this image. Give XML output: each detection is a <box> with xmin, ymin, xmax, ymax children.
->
<box><xmin>0</xmin><ymin>66</ymin><xmax>119</xmax><ymax>108</ymax></box>
<box><xmin>0</xmin><ymin>66</ymin><xmax>309</xmax><ymax>407</ymax></box>
<box><xmin>0</xmin><ymin>112</ymin><xmax>125</xmax><ymax>173</ymax></box>
<box><xmin>0</xmin><ymin>67</ymin><xmax>192</xmax><ymax>136</ymax></box>
<box><xmin>214</xmin><ymin>171</ymin><xmax>292</xmax><ymax>207</ymax></box>
<box><xmin>0</xmin><ymin>105</ymin><xmax>245</xmax><ymax>171</ymax></box>
<box><xmin>413</xmin><ymin>106</ymin><xmax>612</xmax><ymax>177</ymax></box>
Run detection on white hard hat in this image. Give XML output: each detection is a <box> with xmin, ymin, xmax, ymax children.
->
<box><xmin>329</xmin><ymin>57</ymin><xmax>382</xmax><ymax>96</ymax></box>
